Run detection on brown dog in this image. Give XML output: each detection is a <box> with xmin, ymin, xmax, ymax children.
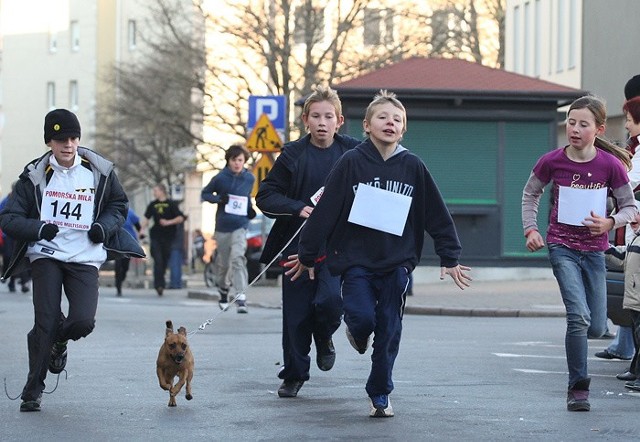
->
<box><xmin>156</xmin><ymin>320</ymin><xmax>194</xmax><ymax>407</ymax></box>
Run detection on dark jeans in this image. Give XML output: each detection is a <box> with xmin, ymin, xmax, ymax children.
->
<box><xmin>22</xmin><ymin>259</ymin><xmax>99</xmax><ymax>401</ymax></box>
<box><xmin>114</xmin><ymin>257</ymin><xmax>130</xmax><ymax>291</ymax></box>
<box><xmin>150</xmin><ymin>237</ymin><xmax>172</xmax><ymax>290</ymax></box>
<box><xmin>341</xmin><ymin>266</ymin><xmax>410</xmax><ymax>398</ymax></box>
<box><xmin>278</xmin><ymin>262</ymin><xmax>342</xmax><ymax>381</ymax></box>
<box><xmin>630</xmin><ymin>311</ymin><xmax>640</xmax><ymax>375</ymax></box>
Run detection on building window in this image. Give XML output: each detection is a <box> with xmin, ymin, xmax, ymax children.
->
<box><xmin>70</xmin><ymin>20</ymin><xmax>80</xmax><ymax>51</ymax></box>
<box><xmin>128</xmin><ymin>20</ymin><xmax>137</xmax><ymax>50</ymax></box>
<box><xmin>534</xmin><ymin>0</ymin><xmax>541</xmax><ymax>76</ymax></box>
<box><xmin>568</xmin><ymin>0</ymin><xmax>577</xmax><ymax>69</ymax></box>
<box><xmin>47</xmin><ymin>82</ymin><xmax>56</xmax><ymax>109</ymax></box>
<box><xmin>363</xmin><ymin>8</ymin><xmax>394</xmax><ymax>46</ymax></box>
<box><xmin>49</xmin><ymin>30</ymin><xmax>58</xmax><ymax>53</ymax></box>
<box><xmin>523</xmin><ymin>2</ymin><xmax>530</xmax><ymax>75</ymax></box>
<box><xmin>293</xmin><ymin>6</ymin><xmax>324</xmax><ymax>44</ymax></box>
<box><xmin>513</xmin><ymin>5</ymin><xmax>520</xmax><ymax>72</ymax></box>
<box><xmin>555</xmin><ymin>0</ymin><xmax>564</xmax><ymax>73</ymax></box>
<box><xmin>69</xmin><ymin>80</ymin><xmax>78</xmax><ymax>110</ymax></box>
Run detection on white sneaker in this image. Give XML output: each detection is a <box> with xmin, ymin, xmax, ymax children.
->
<box><xmin>236</xmin><ymin>293</ymin><xmax>248</xmax><ymax>314</ymax></box>
<box><xmin>345</xmin><ymin>327</ymin><xmax>370</xmax><ymax>354</ymax></box>
<box><xmin>369</xmin><ymin>395</ymin><xmax>394</xmax><ymax>417</ymax></box>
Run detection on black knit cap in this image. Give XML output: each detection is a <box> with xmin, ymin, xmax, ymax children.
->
<box><xmin>625</xmin><ymin>75</ymin><xmax>640</xmax><ymax>100</ymax></box>
<box><xmin>44</xmin><ymin>109</ymin><xmax>81</xmax><ymax>143</ymax></box>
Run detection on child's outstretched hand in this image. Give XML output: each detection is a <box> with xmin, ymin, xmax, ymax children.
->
<box><xmin>283</xmin><ymin>254</ymin><xmax>315</xmax><ymax>281</ymax></box>
<box><xmin>440</xmin><ymin>265</ymin><xmax>472</xmax><ymax>290</ymax></box>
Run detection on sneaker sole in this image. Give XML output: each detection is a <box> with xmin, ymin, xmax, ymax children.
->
<box><xmin>369</xmin><ymin>399</ymin><xmax>394</xmax><ymax>417</ymax></box>
<box><xmin>567</xmin><ymin>402</ymin><xmax>590</xmax><ymax>411</ymax></box>
<box><xmin>370</xmin><ymin>408</ymin><xmax>394</xmax><ymax>417</ymax></box>
<box><xmin>20</xmin><ymin>401</ymin><xmax>41</xmax><ymax>412</ymax></box>
<box><xmin>345</xmin><ymin>327</ymin><xmax>369</xmax><ymax>354</ymax></box>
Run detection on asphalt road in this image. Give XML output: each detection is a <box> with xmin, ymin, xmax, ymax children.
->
<box><xmin>1</xmin><ymin>285</ymin><xmax>639</xmax><ymax>441</ymax></box>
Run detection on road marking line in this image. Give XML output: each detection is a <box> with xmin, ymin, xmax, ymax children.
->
<box><xmin>493</xmin><ymin>353</ymin><xmax>565</xmax><ymax>359</ymax></box>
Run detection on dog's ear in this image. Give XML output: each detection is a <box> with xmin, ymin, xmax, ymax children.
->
<box><xmin>165</xmin><ymin>320</ymin><xmax>174</xmax><ymax>335</ymax></box>
<box><xmin>178</xmin><ymin>326</ymin><xmax>187</xmax><ymax>336</ymax></box>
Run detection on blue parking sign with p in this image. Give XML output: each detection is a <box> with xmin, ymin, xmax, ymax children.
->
<box><xmin>248</xmin><ymin>95</ymin><xmax>286</xmax><ymax>131</ymax></box>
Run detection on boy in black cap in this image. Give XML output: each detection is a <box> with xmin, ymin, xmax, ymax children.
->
<box><xmin>625</xmin><ymin>74</ymin><xmax>640</xmax><ymax>101</ymax></box>
<box><xmin>0</xmin><ymin>108</ymin><xmax>145</xmax><ymax>412</ymax></box>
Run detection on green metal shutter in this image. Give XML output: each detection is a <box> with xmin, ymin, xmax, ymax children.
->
<box><xmin>502</xmin><ymin>121</ymin><xmax>551</xmax><ymax>257</ymax></box>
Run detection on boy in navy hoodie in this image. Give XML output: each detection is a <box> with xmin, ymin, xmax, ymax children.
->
<box><xmin>287</xmin><ymin>90</ymin><xmax>471</xmax><ymax>417</ymax></box>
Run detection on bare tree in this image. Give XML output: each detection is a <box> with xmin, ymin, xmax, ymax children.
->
<box><xmin>97</xmin><ymin>0</ymin><xmax>206</xmax><ymax>192</ymax></box>
<box><xmin>483</xmin><ymin>0</ymin><xmax>506</xmax><ymax>68</ymax></box>
<box><xmin>98</xmin><ymin>0</ymin><xmax>504</xmax><ymax>193</ymax></box>
<box><xmin>198</xmin><ymin>0</ymin><xmax>441</xmax><ymax>144</ymax></box>
<box><xmin>429</xmin><ymin>0</ymin><xmax>504</xmax><ymax>67</ymax></box>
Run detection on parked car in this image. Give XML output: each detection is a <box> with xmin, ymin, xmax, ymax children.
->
<box><xmin>606</xmin><ymin>266</ymin><xmax>633</xmax><ymax>327</ymax></box>
<box><xmin>204</xmin><ymin>214</ymin><xmax>279</xmax><ymax>288</ymax></box>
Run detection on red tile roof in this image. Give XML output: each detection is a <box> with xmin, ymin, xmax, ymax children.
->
<box><xmin>334</xmin><ymin>57</ymin><xmax>583</xmax><ymax>95</ymax></box>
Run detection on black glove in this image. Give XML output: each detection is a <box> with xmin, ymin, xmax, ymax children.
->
<box><xmin>88</xmin><ymin>223</ymin><xmax>105</xmax><ymax>243</ymax></box>
<box><xmin>41</xmin><ymin>223</ymin><xmax>59</xmax><ymax>241</ymax></box>
<box><xmin>218</xmin><ymin>194</ymin><xmax>229</xmax><ymax>204</ymax></box>
<box><xmin>248</xmin><ymin>206</ymin><xmax>257</xmax><ymax>220</ymax></box>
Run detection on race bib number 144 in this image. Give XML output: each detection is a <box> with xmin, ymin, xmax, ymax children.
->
<box><xmin>40</xmin><ymin>189</ymin><xmax>94</xmax><ymax>231</ymax></box>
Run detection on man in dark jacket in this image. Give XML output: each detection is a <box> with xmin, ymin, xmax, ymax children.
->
<box><xmin>0</xmin><ymin>109</ymin><xmax>145</xmax><ymax>412</ymax></box>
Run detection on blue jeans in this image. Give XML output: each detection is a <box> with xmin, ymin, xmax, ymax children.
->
<box><xmin>168</xmin><ymin>249</ymin><xmax>184</xmax><ymax>289</ymax></box>
<box><xmin>607</xmin><ymin>326</ymin><xmax>636</xmax><ymax>359</ymax></box>
<box><xmin>548</xmin><ymin>244</ymin><xmax>607</xmax><ymax>387</ymax></box>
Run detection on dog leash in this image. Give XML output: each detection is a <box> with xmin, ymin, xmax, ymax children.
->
<box><xmin>4</xmin><ymin>371</ymin><xmax>67</xmax><ymax>401</ymax></box>
<box><xmin>189</xmin><ymin>219</ymin><xmax>308</xmax><ymax>336</ymax></box>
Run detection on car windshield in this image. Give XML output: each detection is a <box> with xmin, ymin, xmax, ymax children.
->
<box><xmin>247</xmin><ymin>214</ymin><xmax>274</xmax><ymax>237</ymax></box>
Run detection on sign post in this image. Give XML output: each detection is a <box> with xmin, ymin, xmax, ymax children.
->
<box><xmin>247</xmin><ymin>95</ymin><xmax>286</xmax><ymax>195</ymax></box>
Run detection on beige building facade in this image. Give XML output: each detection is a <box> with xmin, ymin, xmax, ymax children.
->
<box><xmin>505</xmin><ymin>0</ymin><xmax>640</xmax><ymax>146</ymax></box>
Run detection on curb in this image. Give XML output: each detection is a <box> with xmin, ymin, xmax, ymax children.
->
<box><xmin>403</xmin><ymin>305</ymin><xmax>565</xmax><ymax>318</ymax></box>
<box><xmin>188</xmin><ymin>289</ymin><xmax>565</xmax><ymax>318</ymax></box>
<box><xmin>188</xmin><ymin>289</ymin><xmax>281</xmax><ymax>310</ymax></box>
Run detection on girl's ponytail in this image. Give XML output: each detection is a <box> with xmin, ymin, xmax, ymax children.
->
<box><xmin>594</xmin><ymin>136</ymin><xmax>632</xmax><ymax>171</ymax></box>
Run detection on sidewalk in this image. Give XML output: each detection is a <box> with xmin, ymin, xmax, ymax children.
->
<box><xmin>183</xmin><ymin>267</ymin><xmax>566</xmax><ymax>318</ymax></box>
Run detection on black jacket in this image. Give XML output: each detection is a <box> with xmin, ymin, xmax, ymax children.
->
<box><xmin>0</xmin><ymin>147</ymin><xmax>145</xmax><ymax>280</ymax></box>
<box><xmin>256</xmin><ymin>133</ymin><xmax>360</xmax><ymax>264</ymax></box>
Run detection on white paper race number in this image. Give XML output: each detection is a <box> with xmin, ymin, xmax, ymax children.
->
<box><xmin>224</xmin><ymin>194</ymin><xmax>249</xmax><ymax>216</ymax></box>
<box><xmin>40</xmin><ymin>189</ymin><xmax>94</xmax><ymax>231</ymax></box>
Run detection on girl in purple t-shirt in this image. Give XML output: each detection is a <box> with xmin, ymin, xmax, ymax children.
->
<box><xmin>522</xmin><ymin>95</ymin><xmax>637</xmax><ymax>412</ymax></box>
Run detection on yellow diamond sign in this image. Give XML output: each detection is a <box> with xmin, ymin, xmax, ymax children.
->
<box><xmin>251</xmin><ymin>153</ymin><xmax>274</xmax><ymax>197</ymax></box>
<box><xmin>246</xmin><ymin>113</ymin><xmax>282</xmax><ymax>152</ymax></box>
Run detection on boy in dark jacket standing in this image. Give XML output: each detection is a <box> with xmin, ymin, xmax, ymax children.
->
<box><xmin>257</xmin><ymin>86</ymin><xmax>360</xmax><ymax>398</ymax></box>
<box><xmin>287</xmin><ymin>90</ymin><xmax>471</xmax><ymax>417</ymax></box>
<box><xmin>0</xmin><ymin>109</ymin><xmax>145</xmax><ymax>412</ymax></box>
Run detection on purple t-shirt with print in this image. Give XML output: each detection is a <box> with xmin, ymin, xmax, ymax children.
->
<box><xmin>533</xmin><ymin>147</ymin><xmax>630</xmax><ymax>251</ymax></box>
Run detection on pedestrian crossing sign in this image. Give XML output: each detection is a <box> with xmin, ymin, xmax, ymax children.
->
<box><xmin>246</xmin><ymin>113</ymin><xmax>282</xmax><ymax>152</ymax></box>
